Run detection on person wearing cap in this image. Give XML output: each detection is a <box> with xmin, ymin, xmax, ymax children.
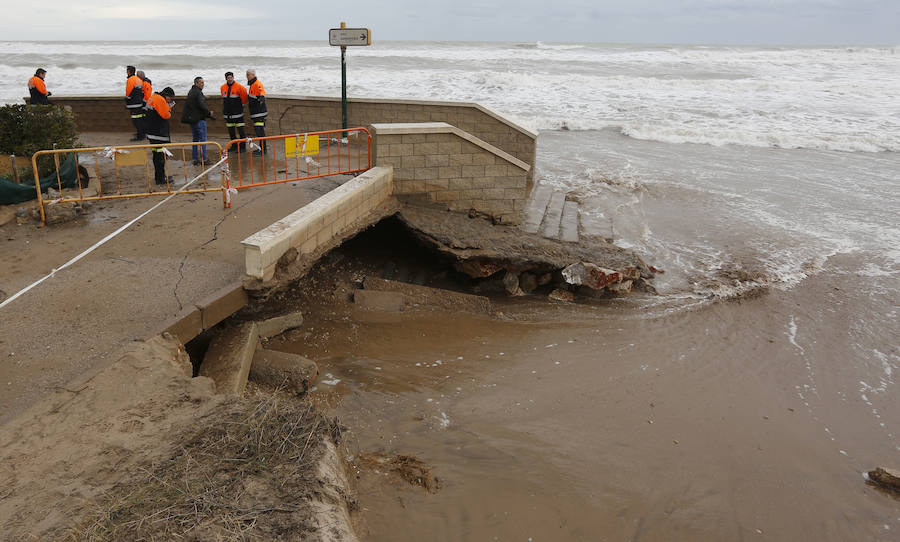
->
<box><xmin>146</xmin><ymin>86</ymin><xmax>176</xmax><ymax>186</ymax></box>
<box><xmin>28</xmin><ymin>68</ymin><xmax>51</xmax><ymax>105</ymax></box>
<box><xmin>125</xmin><ymin>66</ymin><xmax>145</xmax><ymax>140</ymax></box>
<box><xmin>220</xmin><ymin>71</ymin><xmax>248</xmax><ymax>151</ymax></box>
<box><xmin>181</xmin><ymin>76</ymin><xmax>216</xmax><ymax>165</ymax></box>
<box><xmin>246</xmin><ymin>69</ymin><xmax>267</xmax><ymax>155</ymax></box>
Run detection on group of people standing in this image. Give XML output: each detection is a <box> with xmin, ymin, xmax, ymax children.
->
<box><xmin>122</xmin><ymin>66</ymin><xmax>269</xmax><ymax>185</ymax></box>
<box><xmin>25</xmin><ymin>65</ymin><xmax>270</xmax><ymax>187</ymax></box>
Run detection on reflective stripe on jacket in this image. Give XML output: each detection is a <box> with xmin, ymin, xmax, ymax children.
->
<box><xmin>247</xmin><ymin>78</ymin><xmax>267</xmax><ymax>119</ymax></box>
<box><xmin>125</xmin><ymin>75</ymin><xmax>144</xmax><ymax>109</ymax></box>
<box><xmin>220</xmin><ymin>82</ymin><xmax>248</xmax><ymax>120</ymax></box>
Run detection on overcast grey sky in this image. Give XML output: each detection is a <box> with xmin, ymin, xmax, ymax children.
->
<box><xmin>4</xmin><ymin>0</ymin><xmax>898</xmax><ymax>44</ymax></box>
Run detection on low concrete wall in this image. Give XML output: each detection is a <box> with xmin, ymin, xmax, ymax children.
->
<box><xmin>371</xmin><ymin>122</ymin><xmax>530</xmax><ymax>225</ymax></box>
<box><xmin>241</xmin><ymin>166</ymin><xmax>393</xmax><ymax>280</ymax></box>
<box><xmin>42</xmin><ymin>95</ymin><xmax>537</xmax><ymax>180</ymax></box>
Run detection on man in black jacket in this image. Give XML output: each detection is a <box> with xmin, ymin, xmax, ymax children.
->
<box><xmin>181</xmin><ymin>77</ymin><xmax>216</xmax><ymax>165</ymax></box>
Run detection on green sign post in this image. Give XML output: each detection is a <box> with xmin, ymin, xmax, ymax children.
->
<box><xmin>329</xmin><ymin>23</ymin><xmax>372</xmax><ymax>130</ymax></box>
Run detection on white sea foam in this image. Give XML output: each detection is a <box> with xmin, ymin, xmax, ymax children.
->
<box><xmin>1</xmin><ymin>41</ymin><xmax>897</xmax><ymax>152</ymax></box>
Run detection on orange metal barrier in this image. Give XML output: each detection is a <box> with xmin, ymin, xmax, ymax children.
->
<box><xmin>31</xmin><ymin>141</ymin><xmax>226</xmax><ymax>224</ymax></box>
<box><xmin>222</xmin><ymin>128</ymin><xmax>371</xmax><ymax>204</ymax></box>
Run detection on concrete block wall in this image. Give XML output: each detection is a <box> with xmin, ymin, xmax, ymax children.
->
<box><xmin>45</xmin><ymin>96</ymin><xmax>536</xmax><ymax>179</ymax></box>
<box><xmin>371</xmin><ymin>123</ymin><xmax>530</xmax><ymax>225</ymax></box>
<box><xmin>241</xmin><ymin>166</ymin><xmax>393</xmax><ymax>280</ymax></box>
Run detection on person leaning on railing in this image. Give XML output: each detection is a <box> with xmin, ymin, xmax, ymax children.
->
<box><xmin>146</xmin><ymin>87</ymin><xmax>176</xmax><ymax>186</ymax></box>
<box><xmin>181</xmin><ymin>76</ymin><xmax>216</xmax><ymax>166</ymax></box>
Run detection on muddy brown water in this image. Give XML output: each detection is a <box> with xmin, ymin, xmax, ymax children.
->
<box><xmin>267</xmin><ymin>250</ymin><xmax>900</xmax><ymax>542</ymax></box>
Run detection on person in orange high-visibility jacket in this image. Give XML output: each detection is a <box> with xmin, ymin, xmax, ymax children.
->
<box><xmin>246</xmin><ymin>69</ymin><xmax>268</xmax><ymax>154</ymax></box>
<box><xmin>220</xmin><ymin>71</ymin><xmax>248</xmax><ymax>152</ymax></box>
<box><xmin>125</xmin><ymin>66</ymin><xmax>145</xmax><ymax>140</ymax></box>
<box><xmin>139</xmin><ymin>72</ymin><xmax>152</xmax><ymax>103</ymax></box>
<box><xmin>146</xmin><ymin>87</ymin><xmax>176</xmax><ymax>186</ymax></box>
<box><xmin>28</xmin><ymin>68</ymin><xmax>51</xmax><ymax>105</ymax></box>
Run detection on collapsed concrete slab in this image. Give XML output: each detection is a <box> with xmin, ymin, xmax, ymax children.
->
<box><xmin>199</xmin><ymin>322</ymin><xmax>259</xmax><ymax>395</ymax></box>
<box><xmin>257</xmin><ymin>311</ymin><xmax>305</xmax><ymax>339</ymax></box>
<box><xmin>249</xmin><ymin>349</ymin><xmax>318</xmax><ymax>395</ymax></box>
<box><xmin>362</xmin><ymin>276</ymin><xmax>491</xmax><ymax>314</ymax></box>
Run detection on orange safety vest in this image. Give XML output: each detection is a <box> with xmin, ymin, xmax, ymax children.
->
<box><xmin>220</xmin><ymin>81</ymin><xmax>248</xmax><ymax>121</ymax></box>
<box><xmin>247</xmin><ymin>78</ymin><xmax>267</xmax><ymax>120</ymax></box>
<box><xmin>125</xmin><ymin>74</ymin><xmax>144</xmax><ymax>110</ymax></box>
<box><xmin>28</xmin><ymin>75</ymin><xmax>47</xmax><ymax>95</ymax></box>
<box><xmin>142</xmin><ymin>81</ymin><xmax>152</xmax><ymax>103</ymax></box>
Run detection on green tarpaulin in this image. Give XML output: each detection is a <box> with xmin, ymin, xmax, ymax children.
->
<box><xmin>0</xmin><ymin>154</ymin><xmax>80</xmax><ymax>205</ymax></box>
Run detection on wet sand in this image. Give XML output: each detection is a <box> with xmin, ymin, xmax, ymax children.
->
<box><xmin>272</xmin><ymin>246</ymin><xmax>900</xmax><ymax>541</ymax></box>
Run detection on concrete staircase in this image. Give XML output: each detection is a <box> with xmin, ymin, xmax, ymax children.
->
<box><xmin>521</xmin><ymin>183</ymin><xmax>580</xmax><ymax>243</ymax></box>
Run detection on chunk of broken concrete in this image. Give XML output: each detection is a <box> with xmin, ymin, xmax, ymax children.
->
<box><xmin>548</xmin><ymin>289</ymin><xmax>574</xmax><ymax>302</ymax></box>
<box><xmin>502</xmin><ymin>271</ymin><xmax>521</xmax><ymax>295</ymax></box>
<box><xmin>250</xmin><ymin>349</ymin><xmax>318</xmax><ymax>395</ymax></box>
<box><xmin>257</xmin><ymin>311</ymin><xmax>304</xmax><ymax>339</ymax></box>
<box><xmin>354</xmin><ymin>289</ymin><xmax>405</xmax><ymax>311</ymax></box>
<box><xmin>562</xmin><ymin>262</ymin><xmax>620</xmax><ymax>290</ymax></box>
<box><xmin>868</xmin><ymin>467</ymin><xmax>900</xmax><ymax>492</ymax></box>
<box><xmin>519</xmin><ymin>272</ymin><xmax>538</xmax><ymax>293</ymax></box>
<box><xmin>43</xmin><ymin>201</ymin><xmax>78</xmax><ymax>225</ymax></box>
<box><xmin>608</xmin><ymin>280</ymin><xmax>633</xmax><ymax>294</ymax></box>
<box><xmin>198</xmin><ymin>322</ymin><xmax>259</xmax><ymax>395</ymax></box>
<box><xmin>454</xmin><ymin>259</ymin><xmax>504</xmax><ymax>279</ymax></box>
<box><xmin>362</xmin><ymin>277</ymin><xmax>491</xmax><ymax>314</ymax></box>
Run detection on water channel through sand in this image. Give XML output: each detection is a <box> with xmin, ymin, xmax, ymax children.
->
<box><xmin>267</xmin><ymin>246</ymin><xmax>899</xmax><ymax>541</ymax></box>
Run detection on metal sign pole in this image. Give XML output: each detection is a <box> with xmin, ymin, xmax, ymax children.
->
<box><xmin>341</xmin><ymin>45</ymin><xmax>347</xmax><ymax>130</ymax></box>
<box><xmin>328</xmin><ymin>22</ymin><xmax>372</xmax><ymax>132</ymax></box>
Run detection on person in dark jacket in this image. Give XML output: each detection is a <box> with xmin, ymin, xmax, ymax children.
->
<box><xmin>181</xmin><ymin>77</ymin><xmax>216</xmax><ymax>165</ymax></box>
<box><xmin>125</xmin><ymin>66</ymin><xmax>145</xmax><ymax>140</ymax></box>
<box><xmin>220</xmin><ymin>71</ymin><xmax>248</xmax><ymax>152</ymax></box>
<box><xmin>28</xmin><ymin>68</ymin><xmax>51</xmax><ymax>105</ymax></box>
<box><xmin>146</xmin><ymin>86</ymin><xmax>176</xmax><ymax>186</ymax></box>
<box><xmin>246</xmin><ymin>69</ymin><xmax>267</xmax><ymax>155</ymax></box>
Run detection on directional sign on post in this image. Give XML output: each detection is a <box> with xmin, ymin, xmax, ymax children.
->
<box><xmin>329</xmin><ymin>28</ymin><xmax>371</xmax><ymax>46</ymax></box>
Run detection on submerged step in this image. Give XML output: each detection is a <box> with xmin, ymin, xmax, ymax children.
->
<box><xmin>521</xmin><ymin>185</ymin><xmax>552</xmax><ymax>234</ymax></box>
<box><xmin>540</xmin><ymin>191</ymin><xmax>566</xmax><ymax>239</ymax></box>
<box><xmin>560</xmin><ymin>200</ymin><xmax>579</xmax><ymax>243</ymax></box>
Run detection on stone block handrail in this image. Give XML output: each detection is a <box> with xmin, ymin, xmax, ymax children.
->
<box><xmin>372</xmin><ymin>122</ymin><xmax>530</xmax><ymax>225</ymax></box>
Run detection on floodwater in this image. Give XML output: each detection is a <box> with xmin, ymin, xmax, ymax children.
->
<box><xmin>272</xmin><ymin>127</ymin><xmax>899</xmax><ymax>541</ymax></box>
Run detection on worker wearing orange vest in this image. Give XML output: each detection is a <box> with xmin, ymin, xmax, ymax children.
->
<box><xmin>146</xmin><ymin>87</ymin><xmax>176</xmax><ymax>186</ymax></box>
<box><xmin>221</xmin><ymin>72</ymin><xmax>248</xmax><ymax>152</ymax></box>
<box><xmin>125</xmin><ymin>66</ymin><xmax>145</xmax><ymax>140</ymax></box>
<box><xmin>246</xmin><ymin>69</ymin><xmax>268</xmax><ymax>155</ymax></box>
<box><xmin>140</xmin><ymin>72</ymin><xmax>152</xmax><ymax>104</ymax></box>
<box><xmin>28</xmin><ymin>68</ymin><xmax>51</xmax><ymax>105</ymax></box>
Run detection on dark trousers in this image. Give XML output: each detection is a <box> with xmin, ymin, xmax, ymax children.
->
<box><xmin>253</xmin><ymin>120</ymin><xmax>266</xmax><ymax>152</ymax></box>
<box><xmin>227</xmin><ymin>123</ymin><xmax>247</xmax><ymax>152</ymax></box>
<box><xmin>131</xmin><ymin>113</ymin><xmax>145</xmax><ymax>139</ymax></box>
<box><xmin>191</xmin><ymin>120</ymin><xmax>208</xmax><ymax>162</ymax></box>
<box><xmin>152</xmin><ymin>149</ymin><xmax>167</xmax><ymax>185</ymax></box>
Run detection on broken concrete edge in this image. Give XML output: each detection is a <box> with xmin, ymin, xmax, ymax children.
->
<box><xmin>370</xmin><ymin>122</ymin><xmax>531</xmax><ymax>172</ymax></box>
<box><xmin>198</xmin><ymin>321</ymin><xmax>259</xmax><ymax>395</ymax></box>
<box><xmin>257</xmin><ymin>311</ymin><xmax>305</xmax><ymax>339</ymax></box>
<box><xmin>155</xmin><ymin>281</ymin><xmax>249</xmax><ymax>345</ymax></box>
<box><xmin>243</xmin><ymin>198</ymin><xmax>403</xmax><ymax>299</ymax></box>
<box><xmin>361</xmin><ymin>276</ymin><xmax>492</xmax><ymax>314</ymax></box>
<box><xmin>242</xmin><ymin>167</ymin><xmax>394</xmax><ymax>280</ymax></box>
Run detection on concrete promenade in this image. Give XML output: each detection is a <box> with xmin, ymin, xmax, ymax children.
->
<box><xmin>0</xmin><ymin>133</ymin><xmax>354</xmax><ymax>424</ymax></box>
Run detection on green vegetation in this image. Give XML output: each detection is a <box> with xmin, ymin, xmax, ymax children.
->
<box><xmin>0</xmin><ymin>104</ymin><xmax>78</xmax><ymax>175</ymax></box>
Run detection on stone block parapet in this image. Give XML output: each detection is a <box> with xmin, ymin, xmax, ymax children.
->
<box><xmin>371</xmin><ymin>122</ymin><xmax>530</xmax><ymax>225</ymax></box>
<box><xmin>241</xmin><ymin>166</ymin><xmax>393</xmax><ymax>280</ymax></box>
<box><xmin>41</xmin><ymin>95</ymin><xmax>536</xmax><ymax>180</ymax></box>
